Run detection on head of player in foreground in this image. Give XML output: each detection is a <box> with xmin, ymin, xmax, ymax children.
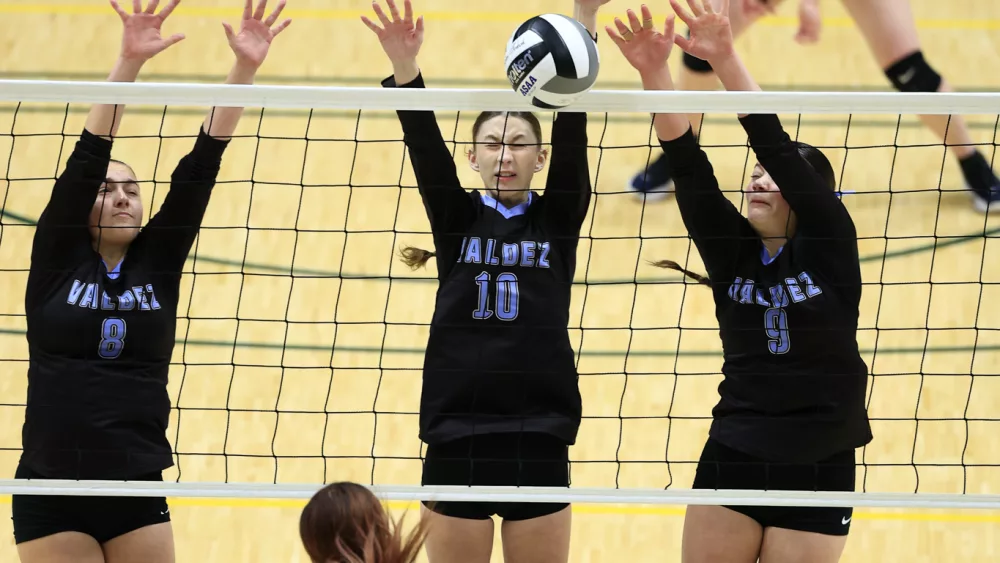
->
<box><xmin>398</xmin><ymin>110</ymin><xmax>547</xmax><ymax>269</ymax></box>
<box><xmin>90</xmin><ymin>159</ymin><xmax>144</xmax><ymax>254</ymax></box>
<box><xmin>467</xmin><ymin>110</ymin><xmax>547</xmax><ymax>208</ymax></box>
<box><xmin>299</xmin><ymin>482</ymin><xmax>428</xmax><ymax>563</ymax></box>
<box><xmin>654</xmin><ymin>141</ymin><xmax>837</xmax><ymax>285</ymax></box>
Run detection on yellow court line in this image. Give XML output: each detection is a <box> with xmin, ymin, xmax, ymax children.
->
<box><xmin>0</xmin><ymin>494</ymin><xmax>995</xmax><ymax>523</ymax></box>
<box><xmin>0</xmin><ymin>3</ymin><xmax>999</xmax><ymax>31</ymax></box>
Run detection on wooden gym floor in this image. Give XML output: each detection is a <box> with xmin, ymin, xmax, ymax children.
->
<box><xmin>0</xmin><ymin>0</ymin><xmax>999</xmax><ymax>560</ymax></box>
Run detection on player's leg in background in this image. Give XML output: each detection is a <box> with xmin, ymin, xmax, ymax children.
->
<box><xmin>500</xmin><ymin>506</ymin><xmax>572</xmax><ymax>563</ymax></box>
<box><xmin>628</xmin><ymin>0</ymin><xmax>787</xmax><ymax>200</ymax></box>
<box><xmin>102</xmin><ymin>523</ymin><xmax>175</xmax><ymax>563</ymax></box>
<box><xmin>420</xmin><ymin>508</ymin><xmax>495</xmax><ymax>563</ymax></box>
<box><xmin>840</xmin><ymin>0</ymin><xmax>1000</xmax><ymax>212</ymax></box>
<box><xmin>681</xmin><ymin>506</ymin><xmax>763</xmax><ymax>563</ymax></box>
<box><xmin>758</xmin><ymin>528</ymin><xmax>848</xmax><ymax>563</ymax></box>
<box><xmin>16</xmin><ymin>533</ymin><xmax>106</xmax><ymax>563</ymax></box>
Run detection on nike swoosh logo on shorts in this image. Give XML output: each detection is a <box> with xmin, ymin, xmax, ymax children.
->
<box><xmin>842</xmin><ymin>516</ymin><xmax>851</xmax><ymax>525</ymax></box>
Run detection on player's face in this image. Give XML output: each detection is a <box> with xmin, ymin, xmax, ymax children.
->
<box><xmin>745</xmin><ymin>164</ymin><xmax>794</xmax><ymax>236</ymax></box>
<box><xmin>88</xmin><ymin>161</ymin><xmax>144</xmax><ymax>248</ymax></box>
<box><xmin>468</xmin><ymin>115</ymin><xmax>547</xmax><ymax>204</ymax></box>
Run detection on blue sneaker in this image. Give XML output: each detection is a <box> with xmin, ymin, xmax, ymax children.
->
<box><xmin>628</xmin><ymin>152</ymin><xmax>674</xmax><ymax>201</ymax></box>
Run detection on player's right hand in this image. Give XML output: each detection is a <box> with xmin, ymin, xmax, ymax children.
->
<box><xmin>362</xmin><ymin>0</ymin><xmax>424</xmax><ymax>66</ymax></box>
<box><xmin>606</xmin><ymin>5</ymin><xmax>676</xmax><ymax>76</ymax></box>
<box><xmin>110</xmin><ymin>0</ymin><xmax>185</xmax><ymax>62</ymax></box>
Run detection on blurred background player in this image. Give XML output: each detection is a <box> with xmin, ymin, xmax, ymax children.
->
<box><xmin>362</xmin><ymin>0</ymin><xmax>601</xmax><ymax>560</ymax></box>
<box><xmin>299</xmin><ymin>482</ymin><xmax>428</xmax><ymax>563</ymax></box>
<box><xmin>627</xmin><ymin>0</ymin><xmax>1000</xmax><ymax>214</ymax></box>
<box><xmin>12</xmin><ymin>1</ymin><xmax>289</xmax><ymax>562</ymax></box>
<box><xmin>610</xmin><ymin>0</ymin><xmax>870</xmax><ymax>562</ymax></box>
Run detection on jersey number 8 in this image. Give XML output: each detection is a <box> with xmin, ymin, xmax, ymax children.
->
<box><xmin>99</xmin><ymin>317</ymin><xmax>127</xmax><ymax>359</ymax></box>
<box><xmin>473</xmin><ymin>272</ymin><xmax>519</xmax><ymax>321</ymax></box>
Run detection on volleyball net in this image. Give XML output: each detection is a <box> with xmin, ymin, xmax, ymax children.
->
<box><xmin>0</xmin><ymin>80</ymin><xmax>998</xmax><ymax>509</ymax></box>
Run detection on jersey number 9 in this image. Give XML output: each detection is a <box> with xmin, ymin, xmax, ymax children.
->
<box><xmin>99</xmin><ymin>317</ymin><xmax>127</xmax><ymax>359</ymax></box>
<box><xmin>473</xmin><ymin>272</ymin><xmax>520</xmax><ymax>321</ymax></box>
<box><xmin>764</xmin><ymin>307</ymin><xmax>790</xmax><ymax>354</ymax></box>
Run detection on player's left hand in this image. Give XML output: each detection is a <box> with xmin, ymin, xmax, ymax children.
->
<box><xmin>223</xmin><ymin>0</ymin><xmax>292</xmax><ymax>70</ymax></box>
<box><xmin>606</xmin><ymin>5</ymin><xmax>676</xmax><ymax>76</ymax></box>
<box><xmin>671</xmin><ymin>0</ymin><xmax>735</xmax><ymax>64</ymax></box>
<box><xmin>794</xmin><ymin>0</ymin><xmax>821</xmax><ymax>44</ymax></box>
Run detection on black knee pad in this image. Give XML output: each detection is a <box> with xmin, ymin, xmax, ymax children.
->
<box><xmin>884</xmin><ymin>51</ymin><xmax>942</xmax><ymax>93</ymax></box>
<box><xmin>681</xmin><ymin>30</ymin><xmax>713</xmax><ymax>73</ymax></box>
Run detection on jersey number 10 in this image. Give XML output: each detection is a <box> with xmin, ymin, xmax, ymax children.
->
<box><xmin>473</xmin><ymin>272</ymin><xmax>519</xmax><ymax>321</ymax></box>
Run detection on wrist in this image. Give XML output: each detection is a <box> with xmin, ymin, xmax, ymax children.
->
<box><xmin>109</xmin><ymin>56</ymin><xmax>145</xmax><ymax>82</ymax></box>
<box><xmin>391</xmin><ymin>59</ymin><xmax>420</xmax><ymax>83</ymax></box>
<box><xmin>227</xmin><ymin>62</ymin><xmax>258</xmax><ymax>85</ymax></box>
<box><xmin>638</xmin><ymin>63</ymin><xmax>673</xmax><ymax>90</ymax></box>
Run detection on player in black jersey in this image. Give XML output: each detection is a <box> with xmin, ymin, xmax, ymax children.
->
<box><xmin>13</xmin><ymin>1</ymin><xmax>290</xmax><ymax>561</ymax></box>
<box><xmin>627</xmin><ymin>0</ymin><xmax>1000</xmax><ymax>212</ymax></box>
<box><xmin>609</xmin><ymin>2</ymin><xmax>871</xmax><ymax>562</ymax></box>
<box><xmin>361</xmin><ymin>0</ymin><xmax>600</xmax><ymax>561</ymax></box>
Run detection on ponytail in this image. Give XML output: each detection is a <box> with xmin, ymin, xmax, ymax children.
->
<box><xmin>398</xmin><ymin>246</ymin><xmax>436</xmax><ymax>270</ymax></box>
<box><xmin>650</xmin><ymin>259</ymin><xmax>711</xmax><ymax>287</ymax></box>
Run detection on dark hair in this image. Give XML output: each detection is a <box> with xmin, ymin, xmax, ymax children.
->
<box><xmin>399</xmin><ymin>111</ymin><xmax>543</xmax><ymax>269</ymax></box>
<box><xmin>108</xmin><ymin>158</ymin><xmax>137</xmax><ymax>179</ymax></box>
<box><xmin>299</xmin><ymin>482</ymin><xmax>428</xmax><ymax>563</ymax></box>
<box><xmin>654</xmin><ymin>143</ymin><xmax>836</xmax><ymax>286</ymax></box>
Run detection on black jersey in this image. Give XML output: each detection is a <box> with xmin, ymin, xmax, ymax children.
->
<box><xmin>662</xmin><ymin>114</ymin><xmax>872</xmax><ymax>463</ymax></box>
<box><xmin>384</xmin><ymin>74</ymin><xmax>590</xmax><ymax>446</ymax></box>
<box><xmin>21</xmin><ymin>127</ymin><xmax>228</xmax><ymax>480</ymax></box>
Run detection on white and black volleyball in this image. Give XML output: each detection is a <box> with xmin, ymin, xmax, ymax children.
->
<box><xmin>504</xmin><ymin>14</ymin><xmax>600</xmax><ymax>109</ymax></box>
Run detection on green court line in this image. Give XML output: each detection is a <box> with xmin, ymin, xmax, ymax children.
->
<box><xmin>5</xmin><ymin>103</ymin><xmax>991</xmax><ymax>133</ymax></box>
<box><xmin>3</xmin><ymin>210</ymin><xmax>998</xmax><ymax>285</ymax></box>
<box><xmin>1</xmin><ymin>208</ymin><xmax>998</xmax><ymax>360</ymax></box>
<box><xmin>0</xmin><ymin>326</ymin><xmax>994</xmax><ymax>359</ymax></box>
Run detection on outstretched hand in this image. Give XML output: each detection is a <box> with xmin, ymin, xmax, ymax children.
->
<box><xmin>606</xmin><ymin>5</ymin><xmax>676</xmax><ymax>76</ymax></box>
<box><xmin>362</xmin><ymin>0</ymin><xmax>424</xmax><ymax>65</ymax></box>
<box><xmin>223</xmin><ymin>0</ymin><xmax>292</xmax><ymax>70</ymax></box>
<box><xmin>110</xmin><ymin>0</ymin><xmax>185</xmax><ymax>62</ymax></box>
<box><xmin>671</xmin><ymin>0</ymin><xmax>735</xmax><ymax>63</ymax></box>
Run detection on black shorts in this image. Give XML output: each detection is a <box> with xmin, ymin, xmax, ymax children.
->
<box><xmin>692</xmin><ymin>438</ymin><xmax>856</xmax><ymax>536</ymax></box>
<box><xmin>11</xmin><ymin>463</ymin><xmax>171</xmax><ymax>545</ymax></box>
<box><xmin>421</xmin><ymin>432</ymin><xmax>570</xmax><ymax>521</ymax></box>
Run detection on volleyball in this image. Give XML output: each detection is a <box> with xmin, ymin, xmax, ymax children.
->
<box><xmin>504</xmin><ymin>14</ymin><xmax>600</xmax><ymax>109</ymax></box>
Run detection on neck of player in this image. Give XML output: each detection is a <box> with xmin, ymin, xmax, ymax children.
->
<box><xmin>488</xmin><ymin>188</ymin><xmax>529</xmax><ymax>208</ymax></box>
<box><xmin>94</xmin><ymin>241</ymin><xmax>128</xmax><ymax>271</ymax></box>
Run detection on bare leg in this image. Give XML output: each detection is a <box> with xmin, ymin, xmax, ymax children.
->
<box><xmin>421</xmin><ymin>506</ymin><xmax>494</xmax><ymax>563</ymax></box>
<box><xmin>840</xmin><ymin>0</ymin><xmax>976</xmax><ymax>159</ymax></box>
<box><xmin>681</xmin><ymin>505</ymin><xmax>763</xmax><ymax>563</ymax></box>
<box><xmin>630</xmin><ymin>0</ymin><xmax>787</xmax><ymax>198</ymax></box>
<box><xmin>17</xmin><ymin>532</ymin><xmax>106</xmax><ymax>563</ymax></box>
<box><xmin>759</xmin><ymin>527</ymin><xmax>849</xmax><ymax>563</ymax></box>
<box><xmin>500</xmin><ymin>506</ymin><xmax>572</xmax><ymax>563</ymax></box>
<box><xmin>102</xmin><ymin>522</ymin><xmax>175</xmax><ymax>563</ymax></box>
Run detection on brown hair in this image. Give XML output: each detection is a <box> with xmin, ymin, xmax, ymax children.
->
<box><xmin>655</xmin><ymin>143</ymin><xmax>837</xmax><ymax>287</ymax></box>
<box><xmin>299</xmin><ymin>482</ymin><xmax>428</xmax><ymax>563</ymax></box>
<box><xmin>399</xmin><ymin>111</ymin><xmax>543</xmax><ymax>269</ymax></box>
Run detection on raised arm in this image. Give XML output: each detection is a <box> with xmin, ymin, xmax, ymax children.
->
<box><xmin>143</xmin><ymin>0</ymin><xmax>291</xmax><ymax>271</ymax></box>
<box><xmin>364</xmin><ymin>0</ymin><xmax>474</xmax><ymax>234</ymax></box>
<box><xmin>540</xmin><ymin>0</ymin><xmax>606</xmax><ymax>233</ymax></box>
<box><xmin>608</xmin><ymin>5</ymin><xmax>751</xmax><ymax>276</ymax></box>
<box><xmin>33</xmin><ymin>0</ymin><xmax>184</xmax><ymax>268</ymax></box>
<box><xmin>674</xmin><ymin>0</ymin><xmax>854</xmax><ymax>239</ymax></box>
